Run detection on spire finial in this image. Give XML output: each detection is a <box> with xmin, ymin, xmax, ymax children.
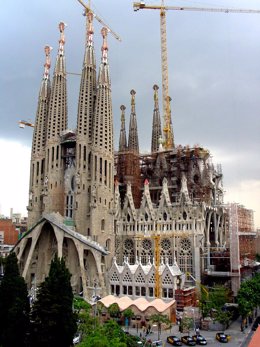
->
<box><xmin>130</xmin><ymin>89</ymin><xmax>136</xmax><ymax>113</ymax></box>
<box><xmin>119</xmin><ymin>105</ymin><xmax>127</xmax><ymax>152</ymax></box>
<box><xmin>153</xmin><ymin>84</ymin><xmax>159</xmax><ymax>109</ymax></box>
<box><xmin>120</xmin><ymin>105</ymin><xmax>126</xmax><ymax>123</ymax></box>
<box><xmin>101</xmin><ymin>27</ymin><xmax>108</xmax><ymax>64</ymax></box>
<box><xmin>58</xmin><ymin>22</ymin><xmax>67</xmax><ymax>56</ymax></box>
<box><xmin>86</xmin><ymin>11</ymin><xmax>94</xmax><ymax>47</ymax></box>
<box><xmin>43</xmin><ymin>45</ymin><xmax>52</xmax><ymax>79</ymax></box>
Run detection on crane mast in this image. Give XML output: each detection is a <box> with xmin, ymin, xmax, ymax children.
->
<box><xmin>133</xmin><ymin>1</ymin><xmax>260</xmax><ymax>150</ymax></box>
<box><xmin>160</xmin><ymin>3</ymin><xmax>174</xmax><ymax>150</ymax></box>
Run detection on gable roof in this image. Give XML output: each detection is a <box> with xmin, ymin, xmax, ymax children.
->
<box><xmin>14</xmin><ymin>212</ymin><xmax>108</xmax><ymax>255</ymax></box>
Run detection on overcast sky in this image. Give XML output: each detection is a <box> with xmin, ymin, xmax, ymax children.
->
<box><xmin>0</xmin><ymin>0</ymin><xmax>259</xmax><ymax>228</ymax></box>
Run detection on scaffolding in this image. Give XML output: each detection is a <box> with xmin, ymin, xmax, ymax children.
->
<box><xmin>228</xmin><ymin>203</ymin><xmax>241</xmax><ymax>296</ymax></box>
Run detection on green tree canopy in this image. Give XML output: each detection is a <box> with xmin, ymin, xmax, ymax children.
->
<box><xmin>30</xmin><ymin>255</ymin><xmax>77</xmax><ymax>347</ymax></box>
<box><xmin>237</xmin><ymin>275</ymin><xmax>260</xmax><ymax>319</ymax></box>
<box><xmin>79</xmin><ymin>319</ymin><xmax>141</xmax><ymax>347</ymax></box>
<box><xmin>108</xmin><ymin>302</ymin><xmax>121</xmax><ymax>318</ymax></box>
<box><xmin>150</xmin><ymin>313</ymin><xmax>170</xmax><ymax>339</ymax></box>
<box><xmin>0</xmin><ymin>252</ymin><xmax>30</xmax><ymax>347</ymax></box>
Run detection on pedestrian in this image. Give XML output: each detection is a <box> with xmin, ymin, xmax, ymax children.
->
<box><xmin>195</xmin><ymin>327</ymin><xmax>200</xmax><ymax>336</ymax></box>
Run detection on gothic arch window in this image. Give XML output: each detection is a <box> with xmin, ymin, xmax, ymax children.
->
<box><xmin>163</xmin><ymin>212</ymin><xmax>167</xmax><ymax>221</ymax></box>
<box><xmin>160</xmin><ymin>238</ymin><xmax>173</xmax><ymax>264</ymax></box>
<box><xmin>123</xmin><ymin>238</ymin><xmax>134</xmax><ymax>264</ymax></box>
<box><xmin>141</xmin><ymin>239</ymin><xmax>153</xmax><ymax>265</ymax></box>
<box><xmin>178</xmin><ymin>238</ymin><xmax>192</xmax><ymax>274</ymax></box>
<box><xmin>105</xmin><ymin>239</ymin><xmax>110</xmax><ymax>251</ymax></box>
<box><xmin>145</xmin><ymin>212</ymin><xmax>149</xmax><ymax>221</ymax></box>
<box><xmin>65</xmin><ymin>194</ymin><xmax>74</xmax><ymax>218</ymax></box>
<box><xmin>101</xmin><ymin>218</ymin><xmax>105</xmax><ymax>231</ymax></box>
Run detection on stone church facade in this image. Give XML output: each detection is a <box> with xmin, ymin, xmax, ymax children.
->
<box><xmin>14</xmin><ymin>11</ymin><xmax>229</xmax><ymax>304</ymax></box>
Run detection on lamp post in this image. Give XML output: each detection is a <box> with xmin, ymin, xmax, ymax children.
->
<box><xmin>191</xmin><ymin>308</ymin><xmax>195</xmax><ymax>331</ymax></box>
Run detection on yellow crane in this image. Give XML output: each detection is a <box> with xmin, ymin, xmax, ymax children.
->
<box><xmin>135</xmin><ymin>229</ymin><xmax>191</xmax><ymax>298</ymax></box>
<box><xmin>133</xmin><ymin>1</ymin><xmax>260</xmax><ymax>150</ymax></box>
<box><xmin>186</xmin><ymin>271</ymin><xmax>209</xmax><ymax>298</ymax></box>
<box><xmin>77</xmin><ymin>0</ymin><xmax>121</xmax><ymax>42</ymax></box>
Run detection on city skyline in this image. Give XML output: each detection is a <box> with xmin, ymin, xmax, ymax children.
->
<box><xmin>0</xmin><ymin>0</ymin><xmax>259</xmax><ymax>227</ymax></box>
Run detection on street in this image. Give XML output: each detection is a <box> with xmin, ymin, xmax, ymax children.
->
<box><xmin>127</xmin><ymin>318</ymin><xmax>254</xmax><ymax>346</ymax></box>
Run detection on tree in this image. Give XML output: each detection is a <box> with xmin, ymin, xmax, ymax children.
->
<box><xmin>78</xmin><ymin>319</ymin><xmax>140</xmax><ymax>347</ymax></box>
<box><xmin>0</xmin><ymin>252</ymin><xmax>30</xmax><ymax>347</ymax></box>
<box><xmin>208</xmin><ymin>286</ymin><xmax>230</xmax><ymax>309</ymax></box>
<box><xmin>122</xmin><ymin>308</ymin><xmax>134</xmax><ymax>330</ymax></box>
<box><xmin>179</xmin><ymin>317</ymin><xmax>193</xmax><ymax>334</ymax></box>
<box><xmin>75</xmin><ymin>296</ymin><xmax>96</xmax><ymax>341</ymax></box>
<box><xmin>108</xmin><ymin>303</ymin><xmax>121</xmax><ymax>319</ymax></box>
<box><xmin>214</xmin><ymin>309</ymin><xmax>232</xmax><ymax>330</ymax></box>
<box><xmin>199</xmin><ymin>285</ymin><xmax>231</xmax><ymax>320</ymax></box>
<box><xmin>30</xmin><ymin>255</ymin><xmax>77</xmax><ymax>347</ymax></box>
<box><xmin>150</xmin><ymin>313</ymin><xmax>170</xmax><ymax>340</ymax></box>
<box><xmin>237</xmin><ymin>275</ymin><xmax>260</xmax><ymax>323</ymax></box>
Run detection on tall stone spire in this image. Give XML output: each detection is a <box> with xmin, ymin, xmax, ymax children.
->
<box><xmin>46</xmin><ymin>22</ymin><xmax>68</xmax><ymax>141</ymax></box>
<box><xmin>27</xmin><ymin>46</ymin><xmax>52</xmax><ymax>227</ymax></box>
<box><xmin>75</xmin><ymin>10</ymin><xmax>97</xmax><ymax>234</ymax></box>
<box><xmin>151</xmin><ymin>84</ymin><xmax>162</xmax><ymax>153</ymax></box>
<box><xmin>90</xmin><ymin>27</ymin><xmax>114</xmax><ymax>254</ymax></box>
<box><xmin>118</xmin><ymin>105</ymin><xmax>127</xmax><ymax>152</ymax></box>
<box><xmin>92</xmin><ymin>27</ymin><xmax>113</xmax><ymax>153</ymax></box>
<box><xmin>76</xmin><ymin>10</ymin><xmax>96</xmax><ymax>142</ymax></box>
<box><xmin>44</xmin><ymin>22</ymin><xmax>68</xmax><ymax>215</ymax></box>
<box><xmin>128</xmin><ymin>89</ymin><xmax>139</xmax><ymax>153</ymax></box>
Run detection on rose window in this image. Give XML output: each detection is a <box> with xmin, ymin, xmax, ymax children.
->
<box><xmin>124</xmin><ymin>239</ymin><xmax>134</xmax><ymax>250</ymax></box>
<box><xmin>161</xmin><ymin>238</ymin><xmax>171</xmax><ymax>250</ymax></box>
<box><xmin>142</xmin><ymin>239</ymin><xmax>152</xmax><ymax>250</ymax></box>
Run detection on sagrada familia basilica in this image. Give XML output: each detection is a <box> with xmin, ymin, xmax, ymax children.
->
<box><xmin>14</xmin><ymin>9</ymin><xmax>237</xmax><ymax>307</ymax></box>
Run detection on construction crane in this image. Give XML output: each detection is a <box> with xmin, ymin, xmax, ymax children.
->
<box><xmin>135</xmin><ymin>229</ymin><xmax>191</xmax><ymax>298</ymax></box>
<box><xmin>186</xmin><ymin>271</ymin><xmax>209</xmax><ymax>298</ymax></box>
<box><xmin>133</xmin><ymin>1</ymin><xmax>260</xmax><ymax>150</ymax></box>
<box><xmin>18</xmin><ymin>120</ymin><xmax>34</xmax><ymax>129</ymax></box>
<box><xmin>77</xmin><ymin>0</ymin><xmax>121</xmax><ymax>42</ymax></box>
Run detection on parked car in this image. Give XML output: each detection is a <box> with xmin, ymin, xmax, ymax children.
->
<box><xmin>192</xmin><ymin>334</ymin><xmax>207</xmax><ymax>345</ymax></box>
<box><xmin>181</xmin><ymin>335</ymin><xmax>196</xmax><ymax>346</ymax></box>
<box><xmin>73</xmin><ymin>333</ymin><xmax>81</xmax><ymax>345</ymax></box>
<box><xmin>151</xmin><ymin>340</ymin><xmax>163</xmax><ymax>346</ymax></box>
<box><xmin>215</xmin><ymin>332</ymin><xmax>231</xmax><ymax>343</ymax></box>
<box><xmin>167</xmin><ymin>335</ymin><xmax>182</xmax><ymax>346</ymax></box>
